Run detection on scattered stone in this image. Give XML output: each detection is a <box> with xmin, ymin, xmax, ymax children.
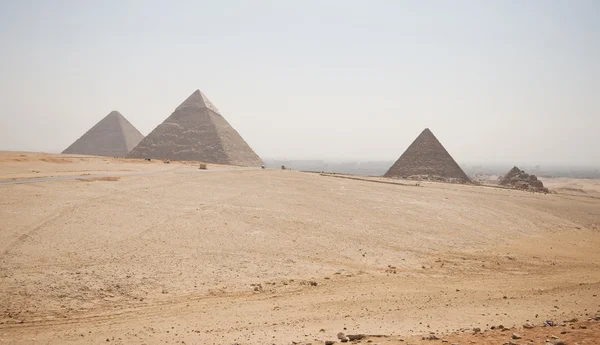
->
<box><xmin>472</xmin><ymin>327</ymin><xmax>481</xmax><ymax>333</ymax></box>
<box><xmin>523</xmin><ymin>323</ymin><xmax>535</xmax><ymax>329</ymax></box>
<box><xmin>325</xmin><ymin>341</ymin><xmax>336</xmax><ymax>345</ymax></box>
<box><xmin>422</xmin><ymin>334</ymin><xmax>439</xmax><ymax>340</ymax></box>
<box><xmin>347</xmin><ymin>334</ymin><xmax>365</xmax><ymax>341</ymax></box>
<box><xmin>512</xmin><ymin>333</ymin><xmax>522</xmax><ymax>339</ymax></box>
<box><xmin>337</xmin><ymin>333</ymin><xmax>346</xmax><ymax>340</ymax></box>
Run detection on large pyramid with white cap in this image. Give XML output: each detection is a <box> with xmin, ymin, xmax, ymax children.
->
<box><xmin>384</xmin><ymin>128</ymin><xmax>471</xmax><ymax>183</ymax></box>
<box><xmin>127</xmin><ymin>89</ymin><xmax>263</xmax><ymax>167</ymax></box>
<box><xmin>62</xmin><ymin>111</ymin><xmax>144</xmax><ymax>157</ymax></box>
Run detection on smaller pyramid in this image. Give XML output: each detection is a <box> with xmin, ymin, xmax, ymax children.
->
<box><xmin>127</xmin><ymin>89</ymin><xmax>263</xmax><ymax>167</ymax></box>
<box><xmin>384</xmin><ymin>128</ymin><xmax>471</xmax><ymax>183</ymax></box>
<box><xmin>62</xmin><ymin>111</ymin><xmax>144</xmax><ymax>157</ymax></box>
<box><xmin>499</xmin><ymin>166</ymin><xmax>548</xmax><ymax>192</ymax></box>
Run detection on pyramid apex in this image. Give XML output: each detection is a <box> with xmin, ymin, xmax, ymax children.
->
<box><xmin>509</xmin><ymin>166</ymin><xmax>522</xmax><ymax>173</ymax></box>
<box><xmin>175</xmin><ymin>89</ymin><xmax>220</xmax><ymax>115</ymax></box>
<box><xmin>417</xmin><ymin>128</ymin><xmax>436</xmax><ymax>139</ymax></box>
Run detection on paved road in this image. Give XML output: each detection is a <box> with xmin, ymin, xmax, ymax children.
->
<box><xmin>0</xmin><ymin>167</ymin><xmax>260</xmax><ymax>186</ymax></box>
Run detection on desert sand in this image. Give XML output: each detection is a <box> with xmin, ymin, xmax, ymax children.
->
<box><xmin>1</xmin><ymin>152</ymin><xmax>599</xmax><ymax>344</ymax></box>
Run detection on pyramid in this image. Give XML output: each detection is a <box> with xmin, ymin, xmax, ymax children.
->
<box><xmin>384</xmin><ymin>128</ymin><xmax>471</xmax><ymax>183</ymax></box>
<box><xmin>127</xmin><ymin>90</ymin><xmax>263</xmax><ymax>167</ymax></box>
<box><xmin>499</xmin><ymin>166</ymin><xmax>548</xmax><ymax>192</ymax></box>
<box><xmin>62</xmin><ymin>111</ymin><xmax>144</xmax><ymax>157</ymax></box>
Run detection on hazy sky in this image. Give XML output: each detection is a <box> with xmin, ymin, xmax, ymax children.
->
<box><xmin>0</xmin><ymin>1</ymin><xmax>598</xmax><ymax>165</ymax></box>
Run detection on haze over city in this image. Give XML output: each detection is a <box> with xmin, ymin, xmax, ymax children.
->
<box><xmin>0</xmin><ymin>0</ymin><xmax>598</xmax><ymax>166</ymax></box>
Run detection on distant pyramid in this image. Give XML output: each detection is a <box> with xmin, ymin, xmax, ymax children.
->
<box><xmin>127</xmin><ymin>89</ymin><xmax>263</xmax><ymax>167</ymax></box>
<box><xmin>384</xmin><ymin>128</ymin><xmax>471</xmax><ymax>183</ymax></box>
<box><xmin>62</xmin><ymin>111</ymin><xmax>144</xmax><ymax>157</ymax></box>
<box><xmin>499</xmin><ymin>166</ymin><xmax>548</xmax><ymax>192</ymax></box>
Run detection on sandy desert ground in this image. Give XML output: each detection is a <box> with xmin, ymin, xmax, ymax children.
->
<box><xmin>0</xmin><ymin>152</ymin><xmax>599</xmax><ymax>344</ymax></box>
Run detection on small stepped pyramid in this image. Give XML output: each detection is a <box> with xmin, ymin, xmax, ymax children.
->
<box><xmin>499</xmin><ymin>166</ymin><xmax>548</xmax><ymax>193</ymax></box>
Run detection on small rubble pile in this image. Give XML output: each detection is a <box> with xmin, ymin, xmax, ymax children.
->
<box><xmin>499</xmin><ymin>166</ymin><xmax>549</xmax><ymax>193</ymax></box>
